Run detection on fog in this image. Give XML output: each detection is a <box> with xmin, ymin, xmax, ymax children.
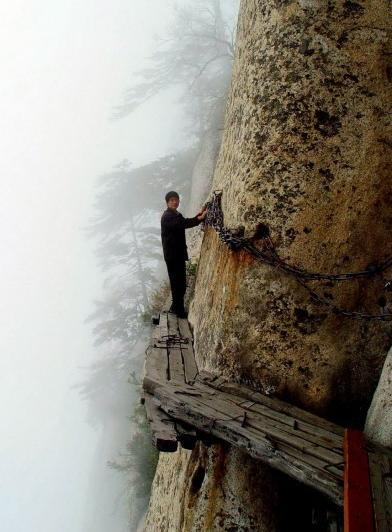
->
<box><xmin>0</xmin><ymin>1</ymin><xmax>186</xmax><ymax>531</ymax></box>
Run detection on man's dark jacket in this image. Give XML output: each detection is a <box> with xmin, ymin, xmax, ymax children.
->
<box><xmin>161</xmin><ymin>208</ymin><xmax>201</xmax><ymax>262</ymax></box>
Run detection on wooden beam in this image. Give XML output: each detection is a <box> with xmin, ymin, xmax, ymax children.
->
<box><xmin>197</xmin><ymin>371</ymin><xmax>344</xmax><ymax>437</ymax></box>
<box><xmin>175</xmin><ymin>422</ymin><xmax>197</xmax><ymax>450</ymax></box>
<box><xmin>344</xmin><ymin>429</ymin><xmax>374</xmax><ymax>532</ymax></box>
<box><xmin>195</xmin><ymin>381</ymin><xmax>343</xmax><ymax>456</ymax></box>
<box><xmin>143</xmin><ymin>322</ymin><xmax>169</xmax><ymax>394</ymax></box>
<box><xmin>193</xmin><ymin>381</ymin><xmax>343</xmax><ymax>471</ymax></box>
<box><xmin>144</xmin><ymin>394</ymin><xmax>178</xmax><ymax>452</ymax></box>
<box><xmin>154</xmin><ymin>384</ymin><xmax>343</xmax><ymax>504</ymax></box>
<box><xmin>368</xmin><ymin>450</ymin><xmax>392</xmax><ymax>532</ymax></box>
<box><xmin>177</xmin><ymin>318</ymin><xmax>199</xmax><ymax>383</ymax></box>
<box><xmin>166</xmin><ymin>312</ymin><xmax>185</xmax><ymax>383</ymax></box>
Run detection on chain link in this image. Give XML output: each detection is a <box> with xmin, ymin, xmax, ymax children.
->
<box><xmin>203</xmin><ymin>191</ymin><xmax>392</xmax><ymax>321</ymax></box>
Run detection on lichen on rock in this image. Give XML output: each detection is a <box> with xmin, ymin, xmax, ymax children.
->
<box><xmin>191</xmin><ymin>0</ymin><xmax>392</xmax><ymax>423</ymax></box>
<box><xmin>145</xmin><ymin>0</ymin><xmax>392</xmax><ymax>529</ymax></box>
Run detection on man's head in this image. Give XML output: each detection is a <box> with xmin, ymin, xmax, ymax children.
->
<box><xmin>165</xmin><ymin>191</ymin><xmax>180</xmax><ymax>210</ymax></box>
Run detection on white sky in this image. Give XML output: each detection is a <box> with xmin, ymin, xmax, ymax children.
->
<box><xmin>0</xmin><ymin>1</ymin><xmax>185</xmax><ymax>531</ymax></box>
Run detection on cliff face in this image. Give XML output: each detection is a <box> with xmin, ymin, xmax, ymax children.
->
<box><xmin>144</xmin><ymin>445</ymin><xmax>281</xmax><ymax>531</ymax></box>
<box><xmin>365</xmin><ymin>346</ymin><xmax>392</xmax><ymax>447</ymax></box>
<box><xmin>191</xmin><ymin>0</ymin><xmax>392</xmax><ymax>422</ymax></box>
<box><xmin>145</xmin><ymin>1</ymin><xmax>391</xmax><ymax>530</ymax></box>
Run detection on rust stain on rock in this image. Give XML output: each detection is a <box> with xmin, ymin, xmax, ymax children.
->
<box><xmin>145</xmin><ymin>0</ymin><xmax>391</xmax><ymax>529</ymax></box>
<box><xmin>190</xmin><ymin>0</ymin><xmax>392</xmax><ymax>424</ymax></box>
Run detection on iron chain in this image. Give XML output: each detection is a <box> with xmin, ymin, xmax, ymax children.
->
<box><xmin>203</xmin><ymin>191</ymin><xmax>392</xmax><ymax>321</ymax></box>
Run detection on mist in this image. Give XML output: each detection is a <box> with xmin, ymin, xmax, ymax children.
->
<box><xmin>0</xmin><ymin>2</ymin><xmax>185</xmax><ymax>531</ymax></box>
<box><xmin>0</xmin><ymin>1</ymin><xmax>239</xmax><ymax>530</ymax></box>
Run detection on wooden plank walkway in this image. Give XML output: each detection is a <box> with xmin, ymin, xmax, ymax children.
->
<box><xmin>143</xmin><ymin>310</ymin><xmax>392</xmax><ymax>524</ymax></box>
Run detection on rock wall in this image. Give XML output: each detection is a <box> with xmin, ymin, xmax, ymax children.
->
<box><xmin>185</xmin><ymin>124</ymin><xmax>224</xmax><ymax>261</ymax></box>
<box><xmin>365</xmin><ymin>346</ymin><xmax>392</xmax><ymax>447</ymax></box>
<box><xmin>145</xmin><ymin>0</ymin><xmax>391</xmax><ymax>529</ymax></box>
<box><xmin>190</xmin><ymin>0</ymin><xmax>392</xmax><ymax>424</ymax></box>
<box><xmin>144</xmin><ymin>444</ymin><xmax>281</xmax><ymax>531</ymax></box>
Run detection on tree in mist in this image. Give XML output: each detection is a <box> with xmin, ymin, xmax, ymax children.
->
<box><xmin>113</xmin><ymin>0</ymin><xmax>238</xmax><ymax>137</ymax></box>
<box><xmin>107</xmin><ymin>403</ymin><xmax>158</xmax><ymax>529</ymax></box>
<box><xmin>88</xmin><ymin>147</ymin><xmax>196</xmax><ymax>303</ymax></box>
<box><xmin>81</xmin><ymin>2</ymin><xmax>240</xmax><ymax>522</ymax></box>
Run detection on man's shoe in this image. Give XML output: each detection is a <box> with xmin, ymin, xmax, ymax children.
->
<box><xmin>177</xmin><ymin>310</ymin><xmax>188</xmax><ymax>319</ymax></box>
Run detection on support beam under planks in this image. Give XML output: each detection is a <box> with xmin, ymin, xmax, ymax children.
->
<box><xmin>368</xmin><ymin>449</ymin><xmax>392</xmax><ymax>532</ymax></box>
<box><xmin>144</xmin><ymin>394</ymin><xmax>178</xmax><ymax>452</ymax></box>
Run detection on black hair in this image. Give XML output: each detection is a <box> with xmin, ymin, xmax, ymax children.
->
<box><xmin>165</xmin><ymin>190</ymin><xmax>179</xmax><ymax>203</ymax></box>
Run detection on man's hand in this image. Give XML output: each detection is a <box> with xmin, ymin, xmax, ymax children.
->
<box><xmin>197</xmin><ymin>208</ymin><xmax>208</xmax><ymax>221</ymax></box>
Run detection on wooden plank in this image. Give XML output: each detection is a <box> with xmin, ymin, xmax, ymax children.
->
<box><xmin>154</xmin><ymin>384</ymin><xmax>343</xmax><ymax>504</ymax></box>
<box><xmin>271</xmin><ymin>436</ymin><xmax>343</xmax><ymax>481</ymax></box>
<box><xmin>167</xmin><ymin>310</ymin><xmax>179</xmax><ymax>335</ymax></box>
<box><xmin>197</xmin><ymin>371</ymin><xmax>344</xmax><ymax>437</ymax></box>
<box><xmin>167</xmin><ymin>381</ymin><xmax>342</xmax><ymax>478</ymax></box>
<box><xmin>177</xmin><ymin>318</ymin><xmax>198</xmax><ymax>383</ymax></box>
<box><xmin>143</xmin><ymin>325</ymin><xmax>168</xmax><ymax>393</ymax></box>
<box><xmin>368</xmin><ymin>451</ymin><xmax>392</xmax><ymax>532</ymax></box>
<box><xmin>344</xmin><ymin>429</ymin><xmax>375</xmax><ymax>532</ymax></box>
<box><xmin>159</xmin><ymin>311</ymin><xmax>169</xmax><ymax>339</ymax></box>
<box><xmin>143</xmin><ymin>318</ymin><xmax>172</xmax><ymax>394</ymax></box>
<box><xmin>201</xmin><ymin>385</ymin><xmax>343</xmax><ymax>455</ymax></box>
<box><xmin>161</xmin><ymin>385</ymin><xmax>343</xmax><ymax>503</ymax></box>
<box><xmin>143</xmin><ymin>333</ymin><xmax>169</xmax><ymax>395</ymax></box>
<box><xmin>221</xmin><ymin>391</ymin><xmax>343</xmax><ymax>450</ymax></box>
<box><xmin>192</xmin><ymin>381</ymin><xmax>343</xmax><ymax>468</ymax></box>
<box><xmin>168</xmin><ymin>380</ymin><xmax>343</xmax><ymax>481</ymax></box>
<box><xmin>368</xmin><ymin>452</ymin><xmax>386</xmax><ymax>532</ymax></box>
<box><xmin>168</xmin><ymin>347</ymin><xmax>185</xmax><ymax>383</ymax></box>
<box><xmin>166</xmin><ymin>312</ymin><xmax>185</xmax><ymax>383</ymax></box>
<box><xmin>144</xmin><ymin>394</ymin><xmax>178</xmax><ymax>452</ymax></box>
<box><xmin>145</xmin><ymin>312</ymin><xmax>179</xmax><ymax>387</ymax></box>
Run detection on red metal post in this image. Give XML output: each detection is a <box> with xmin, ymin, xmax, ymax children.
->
<box><xmin>344</xmin><ymin>428</ymin><xmax>375</xmax><ymax>532</ymax></box>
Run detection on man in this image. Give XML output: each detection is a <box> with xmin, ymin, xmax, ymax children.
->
<box><xmin>161</xmin><ymin>191</ymin><xmax>207</xmax><ymax>318</ymax></box>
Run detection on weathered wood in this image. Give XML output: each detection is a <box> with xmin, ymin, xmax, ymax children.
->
<box><xmin>167</xmin><ymin>309</ymin><xmax>179</xmax><ymax>334</ymax></box>
<box><xmin>144</xmin><ymin>394</ymin><xmax>178</xmax><ymax>452</ymax></box>
<box><xmin>368</xmin><ymin>451</ymin><xmax>392</xmax><ymax>532</ymax></box>
<box><xmin>197</xmin><ymin>371</ymin><xmax>344</xmax><ymax>437</ymax></box>
<box><xmin>143</xmin><ymin>322</ymin><xmax>170</xmax><ymax>394</ymax></box>
<box><xmin>168</xmin><ymin>347</ymin><xmax>185</xmax><ymax>383</ymax></box>
<box><xmin>175</xmin><ymin>421</ymin><xmax>197</xmax><ymax>450</ymax></box>
<box><xmin>192</xmin><ymin>381</ymin><xmax>343</xmax><ymax>468</ymax></box>
<box><xmin>154</xmin><ymin>384</ymin><xmax>343</xmax><ymax>504</ymax></box>
<box><xmin>344</xmin><ymin>429</ymin><xmax>374</xmax><ymax>532</ymax></box>
<box><xmin>143</xmin><ymin>350</ymin><xmax>168</xmax><ymax>394</ymax></box>
<box><xmin>143</xmin><ymin>313</ymin><xmax>392</xmax><ymax>520</ymax></box>
<box><xmin>221</xmin><ymin>390</ymin><xmax>343</xmax><ymax>449</ymax></box>
<box><xmin>196</xmin><ymin>382</ymin><xmax>343</xmax><ymax>460</ymax></box>
<box><xmin>271</xmin><ymin>436</ymin><xmax>343</xmax><ymax>480</ymax></box>
<box><xmin>159</xmin><ymin>311</ymin><xmax>169</xmax><ymax>339</ymax></box>
<box><xmin>166</xmin><ymin>312</ymin><xmax>185</xmax><ymax>383</ymax></box>
<box><xmin>177</xmin><ymin>318</ymin><xmax>199</xmax><ymax>383</ymax></box>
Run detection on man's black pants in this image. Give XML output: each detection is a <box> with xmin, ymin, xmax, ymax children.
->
<box><xmin>165</xmin><ymin>259</ymin><xmax>186</xmax><ymax>313</ymax></box>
